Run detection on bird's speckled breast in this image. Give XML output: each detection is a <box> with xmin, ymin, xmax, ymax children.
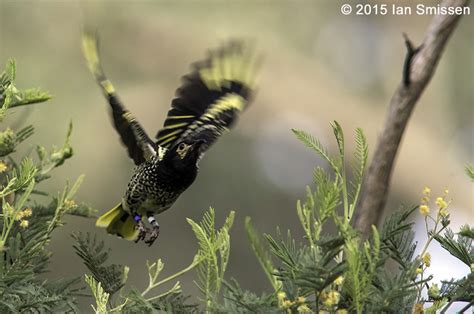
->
<box><xmin>123</xmin><ymin>159</ymin><xmax>197</xmax><ymax>215</ymax></box>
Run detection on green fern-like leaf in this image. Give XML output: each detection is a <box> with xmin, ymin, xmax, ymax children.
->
<box><xmin>186</xmin><ymin>208</ymin><xmax>234</xmax><ymax>310</ymax></box>
<box><xmin>292</xmin><ymin>128</ymin><xmax>340</xmax><ymax>175</ymax></box>
<box><xmin>331</xmin><ymin>120</ymin><xmax>345</xmax><ymax>157</ymax></box>
<box><xmin>349</xmin><ymin>128</ymin><xmax>368</xmax><ymax>207</ymax></box>
<box><xmin>367</xmin><ymin>268</ymin><xmax>417</xmax><ymax>313</ymax></box>
<box><xmin>0</xmin><ymin>59</ymin><xmax>51</xmax><ymax>110</ymax></box>
<box><xmin>313</xmin><ymin>167</ymin><xmax>341</xmax><ymax>221</ymax></box>
<box><xmin>265</xmin><ymin>229</ymin><xmax>299</xmax><ymax>272</ymax></box>
<box><xmin>434</xmin><ymin>228</ymin><xmax>473</xmax><ymax>267</ymax></box>
<box><xmin>72</xmin><ymin>232</ymin><xmax>127</xmax><ymax>296</ymax></box>
<box><xmin>220</xmin><ymin>279</ymin><xmax>279</xmax><ymax>313</ymax></box>
<box><xmin>245</xmin><ymin>217</ymin><xmax>279</xmax><ymax>292</ymax></box>
<box><xmin>439</xmin><ymin>273</ymin><xmax>474</xmax><ymax>303</ymax></box>
<box><xmin>150</xmin><ymin>292</ymin><xmax>199</xmax><ymax>313</ymax></box>
<box><xmin>459</xmin><ymin>225</ymin><xmax>474</xmax><ymax>239</ymax></box>
<box><xmin>380</xmin><ymin>206</ymin><xmax>418</xmax><ymax>268</ymax></box>
<box><xmin>85</xmin><ymin>275</ymin><xmax>109</xmax><ymax>314</ymax></box>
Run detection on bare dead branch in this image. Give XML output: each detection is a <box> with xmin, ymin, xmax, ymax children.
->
<box><xmin>355</xmin><ymin>0</ymin><xmax>470</xmax><ymax>236</ymax></box>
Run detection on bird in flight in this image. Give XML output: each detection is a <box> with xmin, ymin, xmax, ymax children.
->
<box><xmin>82</xmin><ymin>32</ymin><xmax>259</xmax><ymax>246</ymax></box>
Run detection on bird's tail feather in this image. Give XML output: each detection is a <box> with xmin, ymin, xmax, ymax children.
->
<box><xmin>96</xmin><ymin>203</ymin><xmax>138</xmax><ymax>241</ymax></box>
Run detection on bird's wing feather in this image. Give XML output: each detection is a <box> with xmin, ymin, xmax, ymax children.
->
<box><xmin>82</xmin><ymin>31</ymin><xmax>156</xmax><ymax>165</ymax></box>
<box><xmin>156</xmin><ymin>40</ymin><xmax>260</xmax><ymax>152</ymax></box>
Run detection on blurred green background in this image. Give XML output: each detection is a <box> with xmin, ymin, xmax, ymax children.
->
<box><xmin>1</xmin><ymin>0</ymin><xmax>472</xmax><ymax>310</ymax></box>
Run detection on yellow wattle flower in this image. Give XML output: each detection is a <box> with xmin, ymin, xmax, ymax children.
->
<box><xmin>20</xmin><ymin>220</ymin><xmax>29</xmax><ymax>228</ymax></box>
<box><xmin>334</xmin><ymin>276</ymin><xmax>344</xmax><ymax>285</ymax></box>
<box><xmin>22</xmin><ymin>208</ymin><xmax>33</xmax><ymax>217</ymax></box>
<box><xmin>435</xmin><ymin>197</ymin><xmax>447</xmax><ymax>210</ymax></box>
<box><xmin>296</xmin><ymin>296</ymin><xmax>306</xmax><ymax>304</ymax></box>
<box><xmin>419</xmin><ymin>205</ymin><xmax>430</xmax><ymax>216</ymax></box>
<box><xmin>322</xmin><ymin>290</ymin><xmax>340</xmax><ymax>307</ymax></box>
<box><xmin>422</xmin><ymin>186</ymin><xmax>431</xmax><ymax>195</ymax></box>
<box><xmin>64</xmin><ymin>199</ymin><xmax>77</xmax><ymax>209</ymax></box>
<box><xmin>422</xmin><ymin>252</ymin><xmax>431</xmax><ymax>267</ymax></box>
<box><xmin>297</xmin><ymin>304</ymin><xmax>312</xmax><ymax>313</ymax></box>
<box><xmin>282</xmin><ymin>300</ymin><xmax>293</xmax><ymax>308</ymax></box>
<box><xmin>277</xmin><ymin>292</ymin><xmax>286</xmax><ymax>302</ymax></box>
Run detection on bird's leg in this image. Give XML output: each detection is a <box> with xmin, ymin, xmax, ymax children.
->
<box><xmin>132</xmin><ymin>212</ymin><xmax>147</xmax><ymax>243</ymax></box>
<box><xmin>144</xmin><ymin>213</ymin><xmax>160</xmax><ymax>246</ymax></box>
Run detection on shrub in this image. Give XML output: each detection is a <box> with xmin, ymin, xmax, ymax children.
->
<box><xmin>0</xmin><ymin>59</ymin><xmax>94</xmax><ymax>312</ymax></box>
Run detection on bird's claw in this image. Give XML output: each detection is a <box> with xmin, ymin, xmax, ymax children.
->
<box><xmin>145</xmin><ymin>226</ymin><xmax>160</xmax><ymax>246</ymax></box>
<box><xmin>134</xmin><ymin>220</ymin><xmax>148</xmax><ymax>243</ymax></box>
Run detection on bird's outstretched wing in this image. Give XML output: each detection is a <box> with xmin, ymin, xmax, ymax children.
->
<box><xmin>81</xmin><ymin>31</ymin><xmax>156</xmax><ymax>165</ymax></box>
<box><xmin>156</xmin><ymin>41</ymin><xmax>260</xmax><ymax>153</ymax></box>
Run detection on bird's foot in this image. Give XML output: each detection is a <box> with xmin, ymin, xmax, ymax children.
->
<box><xmin>145</xmin><ymin>226</ymin><xmax>160</xmax><ymax>246</ymax></box>
<box><xmin>134</xmin><ymin>219</ymin><xmax>148</xmax><ymax>243</ymax></box>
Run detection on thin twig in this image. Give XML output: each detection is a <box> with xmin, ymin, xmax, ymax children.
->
<box><xmin>459</xmin><ymin>302</ymin><xmax>473</xmax><ymax>313</ymax></box>
<box><xmin>355</xmin><ymin>0</ymin><xmax>470</xmax><ymax>236</ymax></box>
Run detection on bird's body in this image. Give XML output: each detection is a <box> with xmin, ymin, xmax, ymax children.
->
<box><xmin>82</xmin><ymin>32</ymin><xmax>259</xmax><ymax>245</ymax></box>
<box><xmin>124</xmin><ymin>153</ymin><xmax>198</xmax><ymax>216</ymax></box>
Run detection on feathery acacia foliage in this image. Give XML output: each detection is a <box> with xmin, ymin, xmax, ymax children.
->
<box><xmin>76</xmin><ymin>207</ymin><xmax>234</xmax><ymax>313</ymax></box>
<box><xmin>2</xmin><ymin>59</ymin><xmax>471</xmax><ymax>312</ymax></box>
<box><xmin>80</xmin><ymin>122</ymin><xmax>472</xmax><ymax>313</ymax></box>
<box><xmin>0</xmin><ymin>59</ymin><xmax>94</xmax><ymax>312</ymax></box>
<box><xmin>216</xmin><ymin>123</ymin><xmax>472</xmax><ymax>313</ymax></box>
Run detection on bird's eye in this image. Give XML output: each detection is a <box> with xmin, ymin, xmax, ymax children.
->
<box><xmin>178</xmin><ymin>143</ymin><xmax>186</xmax><ymax>150</ymax></box>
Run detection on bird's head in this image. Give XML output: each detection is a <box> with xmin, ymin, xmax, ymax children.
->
<box><xmin>164</xmin><ymin>139</ymin><xmax>206</xmax><ymax>170</ymax></box>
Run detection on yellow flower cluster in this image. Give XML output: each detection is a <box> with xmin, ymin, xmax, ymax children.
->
<box><xmin>428</xmin><ymin>283</ymin><xmax>440</xmax><ymax>298</ymax></box>
<box><xmin>420</xmin><ymin>186</ymin><xmax>431</xmax><ymax>216</ymax></box>
<box><xmin>281</xmin><ymin>300</ymin><xmax>292</xmax><ymax>308</ymax></box>
<box><xmin>419</xmin><ymin>186</ymin><xmax>451</xmax><ymax>218</ymax></box>
<box><xmin>297</xmin><ymin>304</ymin><xmax>312</xmax><ymax>313</ymax></box>
<box><xmin>278</xmin><ymin>292</ymin><xmax>310</xmax><ymax>312</ymax></box>
<box><xmin>419</xmin><ymin>205</ymin><xmax>430</xmax><ymax>216</ymax></box>
<box><xmin>321</xmin><ymin>290</ymin><xmax>340</xmax><ymax>307</ymax></box>
<box><xmin>0</xmin><ymin>161</ymin><xmax>7</xmax><ymax>173</ymax></box>
<box><xmin>334</xmin><ymin>276</ymin><xmax>344</xmax><ymax>286</ymax></box>
<box><xmin>277</xmin><ymin>292</ymin><xmax>286</xmax><ymax>302</ymax></box>
<box><xmin>422</xmin><ymin>252</ymin><xmax>431</xmax><ymax>267</ymax></box>
<box><xmin>64</xmin><ymin>199</ymin><xmax>77</xmax><ymax>210</ymax></box>
<box><xmin>435</xmin><ymin>197</ymin><xmax>447</xmax><ymax>210</ymax></box>
<box><xmin>15</xmin><ymin>208</ymin><xmax>32</xmax><ymax>220</ymax></box>
<box><xmin>17</xmin><ymin>208</ymin><xmax>32</xmax><ymax>229</ymax></box>
<box><xmin>435</xmin><ymin>189</ymin><xmax>451</xmax><ymax>219</ymax></box>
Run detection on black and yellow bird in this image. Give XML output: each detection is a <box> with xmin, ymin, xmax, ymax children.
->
<box><xmin>81</xmin><ymin>32</ymin><xmax>259</xmax><ymax>246</ymax></box>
